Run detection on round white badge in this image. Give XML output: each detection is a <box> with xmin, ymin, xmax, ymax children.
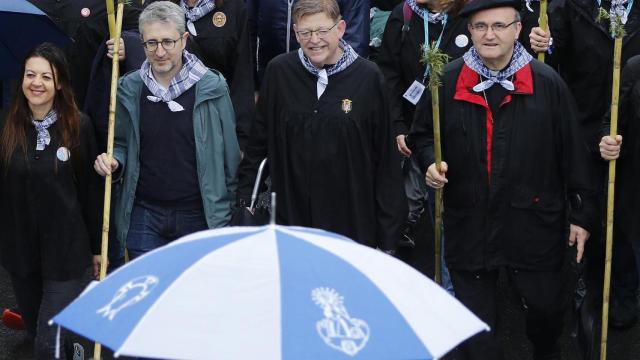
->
<box><xmin>81</xmin><ymin>7</ymin><xmax>91</xmax><ymax>17</ymax></box>
<box><xmin>455</xmin><ymin>34</ymin><xmax>469</xmax><ymax>48</ymax></box>
<box><xmin>56</xmin><ymin>147</ymin><xmax>70</xmax><ymax>162</ymax></box>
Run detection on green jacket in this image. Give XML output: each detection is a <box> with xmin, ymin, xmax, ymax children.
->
<box><xmin>113</xmin><ymin>69</ymin><xmax>240</xmax><ymax>246</ymax></box>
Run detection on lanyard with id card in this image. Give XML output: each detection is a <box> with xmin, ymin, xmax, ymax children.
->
<box><xmin>403</xmin><ymin>14</ymin><xmax>448</xmax><ymax>105</ymax></box>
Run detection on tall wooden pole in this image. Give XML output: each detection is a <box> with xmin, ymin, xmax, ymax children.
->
<box><xmin>538</xmin><ymin>0</ymin><xmax>548</xmax><ymax>62</ymax></box>
<box><xmin>94</xmin><ymin>3</ymin><xmax>124</xmax><ymax>359</ymax></box>
<box><xmin>422</xmin><ymin>42</ymin><xmax>449</xmax><ymax>286</ymax></box>
<box><xmin>600</xmin><ymin>36</ymin><xmax>622</xmax><ymax>360</ymax></box>
<box><xmin>431</xmin><ymin>84</ymin><xmax>443</xmax><ymax>285</ymax></box>
<box><xmin>106</xmin><ymin>0</ymin><xmax>116</xmax><ymax>39</ymax></box>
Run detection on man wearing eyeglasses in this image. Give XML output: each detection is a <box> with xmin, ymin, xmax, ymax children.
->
<box><xmin>237</xmin><ymin>0</ymin><xmax>406</xmax><ymax>252</ymax></box>
<box><xmin>410</xmin><ymin>0</ymin><xmax>597</xmax><ymax>358</ymax></box>
<box><xmin>94</xmin><ymin>1</ymin><xmax>241</xmax><ymax>259</ymax></box>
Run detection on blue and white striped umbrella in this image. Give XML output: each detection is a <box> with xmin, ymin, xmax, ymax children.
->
<box><xmin>52</xmin><ymin>225</ymin><xmax>488</xmax><ymax>359</ymax></box>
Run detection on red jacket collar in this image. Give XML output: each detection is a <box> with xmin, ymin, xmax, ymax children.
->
<box><xmin>454</xmin><ymin>62</ymin><xmax>534</xmax><ymax>105</ymax></box>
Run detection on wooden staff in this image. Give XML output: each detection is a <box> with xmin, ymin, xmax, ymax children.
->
<box><xmin>431</xmin><ymin>83</ymin><xmax>443</xmax><ymax>285</ymax></box>
<box><xmin>538</xmin><ymin>0</ymin><xmax>548</xmax><ymax>62</ymax></box>
<box><xmin>421</xmin><ymin>43</ymin><xmax>450</xmax><ymax>285</ymax></box>
<box><xmin>94</xmin><ymin>3</ymin><xmax>125</xmax><ymax>359</ymax></box>
<box><xmin>600</xmin><ymin>35</ymin><xmax>623</xmax><ymax>360</ymax></box>
<box><xmin>106</xmin><ymin>0</ymin><xmax>116</xmax><ymax>39</ymax></box>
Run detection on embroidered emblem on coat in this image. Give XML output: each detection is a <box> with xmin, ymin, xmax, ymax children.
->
<box><xmin>341</xmin><ymin>99</ymin><xmax>353</xmax><ymax>114</ymax></box>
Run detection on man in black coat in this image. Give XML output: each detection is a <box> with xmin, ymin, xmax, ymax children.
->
<box><xmin>600</xmin><ymin>53</ymin><xmax>640</xmax><ymax>321</ymax></box>
<box><xmin>411</xmin><ymin>0</ymin><xmax>597</xmax><ymax>358</ymax></box>
<box><xmin>238</xmin><ymin>0</ymin><xmax>406</xmax><ymax>252</ymax></box>
<box><xmin>247</xmin><ymin>0</ymin><xmax>371</xmax><ymax>89</ymax></box>
<box><xmin>529</xmin><ymin>0</ymin><xmax>640</xmax><ymax>341</ymax></box>
<box><xmin>376</xmin><ymin>0</ymin><xmax>470</xmax><ymax>278</ymax></box>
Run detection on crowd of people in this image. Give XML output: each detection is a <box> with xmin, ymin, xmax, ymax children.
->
<box><xmin>1</xmin><ymin>0</ymin><xmax>640</xmax><ymax>359</ymax></box>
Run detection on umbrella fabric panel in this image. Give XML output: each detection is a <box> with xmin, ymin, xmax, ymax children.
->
<box><xmin>0</xmin><ymin>1</ymin><xmax>45</xmax><ymax>15</ymax></box>
<box><xmin>51</xmin><ymin>228</ymin><xmax>261</xmax><ymax>351</ymax></box>
<box><xmin>116</xmin><ymin>230</ymin><xmax>282</xmax><ymax>359</ymax></box>
<box><xmin>282</xmin><ymin>228</ymin><xmax>490</xmax><ymax>359</ymax></box>
<box><xmin>277</xmin><ymin>230</ymin><xmax>432</xmax><ymax>360</ymax></box>
<box><xmin>284</xmin><ymin>226</ymin><xmax>355</xmax><ymax>242</ymax></box>
<box><xmin>0</xmin><ymin>10</ymin><xmax>71</xmax><ymax>80</ymax></box>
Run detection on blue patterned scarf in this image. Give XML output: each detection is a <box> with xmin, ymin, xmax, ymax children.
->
<box><xmin>603</xmin><ymin>0</ymin><xmax>634</xmax><ymax>25</ymax></box>
<box><xmin>405</xmin><ymin>0</ymin><xmax>447</xmax><ymax>23</ymax></box>
<box><xmin>180</xmin><ymin>0</ymin><xmax>216</xmax><ymax>36</ymax></box>
<box><xmin>298</xmin><ymin>39</ymin><xmax>359</xmax><ymax>98</ymax></box>
<box><xmin>32</xmin><ymin>110</ymin><xmax>57</xmax><ymax>151</ymax></box>
<box><xmin>463</xmin><ymin>41</ymin><xmax>533</xmax><ymax>92</ymax></box>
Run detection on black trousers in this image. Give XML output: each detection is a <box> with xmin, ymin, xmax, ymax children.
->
<box><xmin>450</xmin><ymin>268</ymin><xmax>565</xmax><ymax>360</ymax></box>
<box><xmin>10</xmin><ymin>272</ymin><xmax>84</xmax><ymax>360</ymax></box>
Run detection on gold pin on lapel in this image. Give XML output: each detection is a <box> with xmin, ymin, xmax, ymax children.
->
<box><xmin>212</xmin><ymin>12</ymin><xmax>227</xmax><ymax>27</ymax></box>
<box><xmin>341</xmin><ymin>99</ymin><xmax>352</xmax><ymax>114</ymax></box>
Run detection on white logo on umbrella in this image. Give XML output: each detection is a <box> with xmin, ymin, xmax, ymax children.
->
<box><xmin>96</xmin><ymin>276</ymin><xmax>159</xmax><ymax>321</ymax></box>
<box><xmin>312</xmin><ymin>287</ymin><xmax>370</xmax><ymax>356</ymax></box>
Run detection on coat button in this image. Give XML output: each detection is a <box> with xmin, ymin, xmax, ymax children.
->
<box><xmin>313</xmin><ymin>109</ymin><xmax>318</xmax><ymax>114</ymax></box>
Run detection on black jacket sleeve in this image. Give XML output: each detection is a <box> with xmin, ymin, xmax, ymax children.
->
<box><xmin>409</xmin><ymin>84</ymin><xmax>437</xmax><ymax>174</ymax></box>
<box><xmin>555</xmin><ymin>74</ymin><xmax>598</xmax><ymax>233</ymax></box>
<box><xmin>370</xmin><ymin>69</ymin><xmax>407</xmax><ymax>251</ymax></box>
<box><xmin>248</xmin><ymin>0</ymin><xmax>259</xmax><ymax>90</ymax></box>
<box><xmin>236</xmin><ymin>61</ymin><xmax>272</xmax><ymax>205</ymax></box>
<box><xmin>546</xmin><ymin>0</ymin><xmax>572</xmax><ymax>70</ymax></box>
<box><xmin>601</xmin><ymin>55</ymin><xmax>640</xmax><ymax>150</ymax></box>
<box><xmin>77</xmin><ymin>115</ymin><xmax>103</xmax><ymax>255</ymax></box>
<box><xmin>377</xmin><ymin>7</ymin><xmax>411</xmax><ymax>137</ymax></box>
<box><xmin>230</xmin><ymin>0</ymin><xmax>256</xmax><ymax>151</ymax></box>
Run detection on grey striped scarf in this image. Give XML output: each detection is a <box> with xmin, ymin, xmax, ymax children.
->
<box><xmin>180</xmin><ymin>0</ymin><xmax>215</xmax><ymax>36</ymax></box>
<box><xmin>298</xmin><ymin>39</ymin><xmax>359</xmax><ymax>98</ymax></box>
<box><xmin>139</xmin><ymin>50</ymin><xmax>208</xmax><ymax>112</ymax></box>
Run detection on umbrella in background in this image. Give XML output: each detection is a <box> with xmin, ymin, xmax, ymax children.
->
<box><xmin>0</xmin><ymin>0</ymin><xmax>72</xmax><ymax>80</ymax></box>
<box><xmin>52</xmin><ymin>225</ymin><xmax>488</xmax><ymax>359</ymax></box>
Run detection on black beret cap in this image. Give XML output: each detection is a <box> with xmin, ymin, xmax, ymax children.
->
<box><xmin>458</xmin><ymin>0</ymin><xmax>522</xmax><ymax>17</ymax></box>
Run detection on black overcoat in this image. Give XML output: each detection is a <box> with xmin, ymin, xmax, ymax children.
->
<box><xmin>238</xmin><ymin>53</ymin><xmax>407</xmax><ymax>251</ymax></box>
<box><xmin>186</xmin><ymin>0</ymin><xmax>255</xmax><ymax>151</ymax></box>
<box><xmin>0</xmin><ymin>115</ymin><xmax>101</xmax><ymax>280</ymax></box>
<box><xmin>604</xmin><ymin>55</ymin><xmax>640</xmax><ymax>244</ymax></box>
<box><xmin>411</xmin><ymin>58</ymin><xmax>598</xmax><ymax>271</ymax></box>
<box><xmin>549</xmin><ymin>0</ymin><xmax>640</xmax><ymax>149</ymax></box>
<box><xmin>377</xmin><ymin>3</ymin><xmax>472</xmax><ymax>137</ymax></box>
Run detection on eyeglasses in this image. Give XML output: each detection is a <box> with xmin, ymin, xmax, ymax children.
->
<box><xmin>141</xmin><ymin>37</ymin><xmax>183</xmax><ymax>52</ymax></box>
<box><xmin>469</xmin><ymin>20</ymin><xmax>519</xmax><ymax>33</ymax></box>
<box><xmin>295</xmin><ymin>22</ymin><xmax>339</xmax><ymax>40</ymax></box>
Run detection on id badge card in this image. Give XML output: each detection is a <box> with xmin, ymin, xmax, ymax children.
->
<box><xmin>403</xmin><ymin>80</ymin><xmax>426</xmax><ymax>105</ymax></box>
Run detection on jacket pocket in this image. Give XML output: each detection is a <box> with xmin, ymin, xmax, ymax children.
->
<box><xmin>506</xmin><ymin>186</ymin><xmax>565</xmax><ymax>269</ymax></box>
<box><xmin>510</xmin><ymin>186</ymin><xmax>564</xmax><ymax>214</ymax></box>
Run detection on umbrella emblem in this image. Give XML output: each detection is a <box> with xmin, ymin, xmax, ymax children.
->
<box><xmin>312</xmin><ymin>287</ymin><xmax>369</xmax><ymax>356</ymax></box>
<box><xmin>96</xmin><ymin>276</ymin><xmax>159</xmax><ymax>321</ymax></box>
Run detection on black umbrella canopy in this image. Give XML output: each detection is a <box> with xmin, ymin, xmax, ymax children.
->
<box><xmin>0</xmin><ymin>1</ymin><xmax>72</xmax><ymax>80</ymax></box>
